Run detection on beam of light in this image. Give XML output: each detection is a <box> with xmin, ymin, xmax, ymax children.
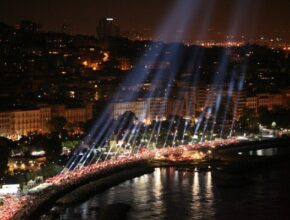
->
<box><xmin>129</xmin><ymin>99</ymin><xmax>165</xmax><ymax>155</ymax></box>
<box><xmin>191</xmin><ymin>113</ymin><xmax>204</xmax><ymax>144</ymax></box>
<box><xmin>200</xmin><ymin>107</ymin><xmax>212</xmax><ymax>142</ymax></box>
<box><xmin>80</xmin><ymin>112</ymin><xmax>124</xmax><ymax>166</ymax></box>
<box><xmin>69</xmin><ymin>0</ymin><xmax>201</xmax><ymax>168</ymax></box>
<box><xmin>219</xmin><ymin>70</ymin><xmax>236</xmax><ymax>138</ymax></box>
<box><xmin>209</xmin><ymin>93</ymin><xmax>222</xmax><ymax>140</ymax></box>
<box><xmin>155</xmin><ymin>120</ymin><xmax>163</xmax><ymax>148</ymax></box>
<box><xmin>181</xmin><ymin>120</ymin><xmax>189</xmax><ymax>144</ymax></box>
<box><xmin>119</xmin><ymin>0</ymin><xmax>198</xmax><ymax>154</ymax></box>
<box><xmin>63</xmin><ymin>0</ymin><xmax>199</xmax><ymax>170</ymax></box>
<box><xmin>120</xmin><ymin>123</ymin><xmax>135</xmax><ymax>145</ymax></box>
<box><xmin>76</xmin><ymin>117</ymin><xmax>117</xmax><ymax>167</ymax></box>
<box><xmin>128</xmin><ymin>119</ymin><xmax>144</xmax><ymax>153</ymax></box>
<box><xmin>103</xmin><ymin>124</ymin><xmax>132</xmax><ymax>161</ymax></box>
<box><xmin>229</xmin><ymin>68</ymin><xmax>246</xmax><ymax>137</ymax></box>
<box><xmin>181</xmin><ymin>96</ymin><xmax>193</xmax><ymax>145</ymax></box>
<box><xmin>104</xmin><ymin>144</ymin><xmax>113</xmax><ymax>161</ymax></box>
<box><xmin>192</xmin><ymin>0</ymin><xmax>252</xmax><ymax>143</ymax></box>
<box><xmin>187</xmin><ymin>0</ymin><xmax>216</xmax><ymax>86</ymax></box>
<box><xmin>127</xmin><ymin>112</ymin><xmax>147</xmax><ymax>154</ymax></box>
<box><xmin>130</xmin><ymin>123</ymin><xmax>143</xmax><ymax>154</ymax></box>
<box><xmin>145</xmin><ymin>121</ymin><xmax>159</xmax><ymax>151</ymax></box>
<box><xmin>123</xmin><ymin>43</ymin><xmax>177</xmax><ymax>147</ymax></box>
<box><xmin>162</xmin><ymin>83</ymin><xmax>190</xmax><ymax>149</ymax></box>
<box><xmin>226</xmin><ymin>0</ymin><xmax>253</xmax><ymax>39</ymax></box>
<box><xmin>141</xmin><ymin>101</ymin><xmax>167</xmax><ymax>154</ymax></box>
<box><xmin>137</xmin><ymin>24</ymin><xmax>196</xmax><ymax>151</ymax></box>
<box><xmin>126</xmin><ymin>124</ymin><xmax>140</xmax><ymax>147</ymax></box>
<box><xmin>111</xmin><ymin>122</ymin><xmax>136</xmax><ymax>158</ymax></box>
<box><xmin>63</xmin><ymin>110</ymin><xmax>113</xmax><ymax>171</ymax></box>
<box><xmin>142</xmin><ymin>101</ymin><xmax>166</xmax><ymax>152</ymax></box>
<box><xmin>92</xmin><ymin>118</ymin><xmax>122</xmax><ymax>163</ymax></box>
<box><xmin>63</xmin><ymin>0</ymin><xmax>264</xmax><ymax>171</ymax></box>
<box><xmin>85</xmin><ymin>0</ymin><xmax>199</xmax><ymax>160</ymax></box>
<box><xmin>205</xmin><ymin>47</ymin><xmax>231</xmax><ymax>139</ymax></box>
<box><xmin>172</xmin><ymin>128</ymin><xmax>179</xmax><ymax>147</ymax></box>
<box><xmin>172</xmin><ymin>114</ymin><xmax>184</xmax><ymax>147</ymax></box>
<box><xmin>162</xmin><ymin>128</ymin><xmax>170</xmax><ymax>148</ymax></box>
<box><xmin>88</xmin><ymin>130</ymin><xmax>114</xmax><ymax>164</ymax></box>
<box><xmin>227</xmin><ymin>0</ymin><xmax>261</xmax><ymax>137</ymax></box>
<box><xmin>154</xmin><ymin>0</ymin><xmax>202</xmax><ymax>43</ymax></box>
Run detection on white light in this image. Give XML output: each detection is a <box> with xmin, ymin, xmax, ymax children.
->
<box><xmin>31</xmin><ymin>151</ymin><xmax>45</xmax><ymax>156</ymax></box>
<box><xmin>106</xmin><ymin>18</ymin><xmax>114</xmax><ymax>21</ymax></box>
<box><xmin>0</xmin><ymin>184</ymin><xmax>20</xmax><ymax>195</ymax></box>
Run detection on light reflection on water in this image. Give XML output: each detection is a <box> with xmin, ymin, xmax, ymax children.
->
<box><xmin>46</xmin><ymin>162</ymin><xmax>290</xmax><ymax>220</ymax></box>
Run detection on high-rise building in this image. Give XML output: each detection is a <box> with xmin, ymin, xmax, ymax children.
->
<box><xmin>109</xmin><ymin>97</ymin><xmax>168</xmax><ymax>124</ymax></box>
<box><xmin>97</xmin><ymin>17</ymin><xmax>120</xmax><ymax>40</ymax></box>
<box><xmin>17</xmin><ymin>20</ymin><xmax>41</xmax><ymax>32</ymax></box>
<box><xmin>61</xmin><ymin>24</ymin><xmax>72</xmax><ymax>34</ymax></box>
<box><xmin>0</xmin><ymin>104</ymin><xmax>93</xmax><ymax>139</ymax></box>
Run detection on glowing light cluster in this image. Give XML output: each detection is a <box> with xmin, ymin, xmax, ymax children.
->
<box><xmin>0</xmin><ymin>195</ymin><xmax>31</xmax><ymax>220</ymax></box>
<box><xmin>0</xmin><ymin>137</ymin><xmax>239</xmax><ymax>220</ymax></box>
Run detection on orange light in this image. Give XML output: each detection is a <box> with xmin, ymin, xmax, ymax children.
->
<box><xmin>103</xmin><ymin>52</ymin><xmax>109</xmax><ymax>62</ymax></box>
<box><xmin>82</xmin><ymin>61</ymin><xmax>88</xmax><ymax>67</ymax></box>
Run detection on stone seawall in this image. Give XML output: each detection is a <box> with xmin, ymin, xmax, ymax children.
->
<box><xmin>56</xmin><ymin>165</ymin><xmax>154</xmax><ymax>205</ymax></box>
<box><xmin>12</xmin><ymin>160</ymin><xmax>151</xmax><ymax>220</ymax></box>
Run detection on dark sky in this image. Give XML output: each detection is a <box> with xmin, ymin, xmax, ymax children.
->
<box><xmin>1</xmin><ymin>0</ymin><xmax>289</xmax><ymax>41</ymax></box>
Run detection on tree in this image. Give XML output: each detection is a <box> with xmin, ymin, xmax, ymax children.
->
<box><xmin>116</xmin><ymin>111</ymin><xmax>137</xmax><ymax>133</ymax></box>
<box><xmin>259</xmin><ymin>107</ymin><xmax>290</xmax><ymax>128</ymax></box>
<box><xmin>0</xmin><ymin>137</ymin><xmax>14</xmax><ymax>175</ymax></box>
<box><xmin>238</xmin><ymin>108</ymin><xmax>259</xmax><ymax>133</ymax></box>
<box><xmin>46</xmin><ymin>116</ymin><xmax>67</xmax><ymax>134</ymax></box>
<box><xmin>18</xmin><ymin>133</ymin><xmax>46</xmax><ymax>156</ymax></box>
<box><xmin>258</xmin><ymin>107</ymin><xmax>272</xmax><ymax>126</ymax></box>
<box><xmin>217</xmin><ymin>98</ymin><xmax>234</xmax><ymax>121</ymax></box>
<box><xmin>43</xmin><ymin>134</ymin><xmax>62</xmax><ymax>161</ymax></box>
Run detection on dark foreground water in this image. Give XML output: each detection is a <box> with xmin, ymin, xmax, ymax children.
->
<box><xmin>43</xmin><ymin>160</ymin><xmax>290</xmax><ymax>220</ymax></box>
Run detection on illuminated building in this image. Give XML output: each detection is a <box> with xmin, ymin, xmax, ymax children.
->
<box><xmin>0</xmin><ymin>104</ymin><xmax>93</xmax><ymax>139</ymax></box>
<box><xmin>109</xmin><ymin>82</ymin><xmax>247</xmax><ymax>124</ymax></box>
<box><xmin>258</xmin><ymin>93</ymin><xmax>283</xmax><ymax>110</ymax></box>
<box><xmin>183</xmin><ymin>84</ymin><xmax>245</xmax><ymax>119</ymax></box>
<box><xmin>61</xmin><ymin>24</ymin><xmax>72</xmax><ymax>34</ymax></box>
<box><xmin>194</xmin><ymin>84</ymin><xmax>218</xmax><ymax>112</ymax></box>
<box><xmin>245</xmin><ymin>96</ymin><xmax>258</xmax><ymax>111</ymax></box>
<box><xmin>81</xmin><ymin>59</ymin><xmax>102</xmax><ymax>72</ymax></box>
<box><xmin>117</xmin><ymin>57</ymin><xmax>133</xmax><ymax>71</ymax></box>
<box><xmin>167</xmin><ymin>88</ymin><xmax>196</xmax><ymax>120</ymax></box>
<box><xmin>109</xmin><ymin>97</ymin><xmax>168</xmax><ymax>124</ymax></box>
<box><xmin>245</xmin><ymin>91</ymin><xmax>289</xmax><ymax>112</ymax></box>
<box><xmin>144</xmin><ymin>61</ymin><xmax>171</xmax><ymax>70</ymax></box>
<box><xmin>281</xmin><ymin>89</ymin><xmax>290</xmax><ymax>107</ymax></box>
<box><xmin>110</xmin><ymin>100</ymin><xmax>146</xmax><ymax>121</ymax></box>
<box><xmin>97</xmin><ymin>17</ymin><xmax>120</xmax><ymax>40</ymax></box>
<box><xmin>51</xmin><ymin>103</ymin><xmax>93</xmax><ymax>124</ymax></box>
<box><xmin>146</xmin><ymin>97</ymin><xmax>168</xmax><ymax>122</ymax></box>
<box><xmin>0</xmin><ymin>106</ymin><xmax>51</xmax><ymax>139</ymax></box>
<box><xmin>17</xmin><ymin>20</ymin><xmax>40</xmax><ymax>32</ymax></box>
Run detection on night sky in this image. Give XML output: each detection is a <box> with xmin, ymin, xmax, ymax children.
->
<box><xmin>1</xmin><ymin>0</ymin><xmax>289</xmax><ymax>41</ymax></box>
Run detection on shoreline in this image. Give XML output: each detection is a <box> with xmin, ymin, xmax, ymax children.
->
<box><xmin>15</xmin><ymin>155</ymin><xmax>290</xmax><ymax>220</ymax></box>
<box><xmin>43</xmin><ymin>154</ymin><xmax>290</xmax><ymax>209</ymax></box>
<box><xmin>56</xmin><ymin>165</ymin><xmax>154</xmax><ymax>205</ymax></box>
<box><xmin>12</xmin><ymin>160</ymin><xmax>149</xmax><ymax>220</ymax></box>
<box><xmin>11</xmin><ymin>138</ymin><xmax>290</xmax><ymax>220</ymax></box>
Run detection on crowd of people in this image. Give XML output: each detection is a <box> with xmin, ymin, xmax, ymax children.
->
<box><xmin>0</xmin><ymin>137</ymin><xmax>239</xmax><ymax>220</ymax></box>
<box><xmin>0</xmin><ymin>195</ymin><xmax>31</xmax><ymax>220</ymax></box>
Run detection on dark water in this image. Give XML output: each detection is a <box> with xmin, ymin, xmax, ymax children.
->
<box><xmin>44</xmin><ymin>161</ymin><xmax>290</xmax><ymax>220</ymax></box>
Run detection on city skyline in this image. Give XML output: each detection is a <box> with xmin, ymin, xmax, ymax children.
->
<box><xmin>0</xmin><ymin>0</ymin><xmax>290</xmax><ymax>42</ymax></box>
<box><xmin>0</xmin><ymin>1</ymin><xmax>290</xmax><ymax>219</ymax></box>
